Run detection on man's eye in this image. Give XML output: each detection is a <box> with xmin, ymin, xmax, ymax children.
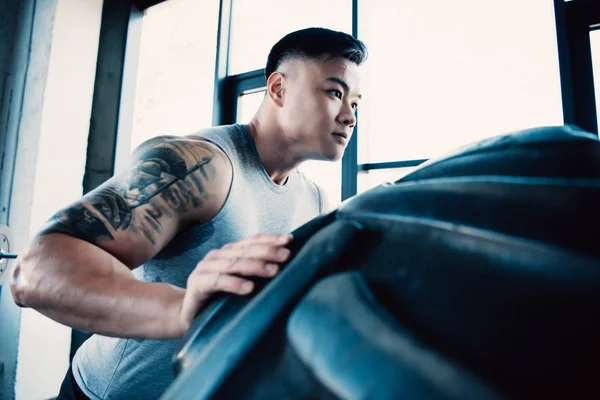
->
<box><xmin>329</xmin><ymin>90</ymin><xmax>342</xmax><ymax>99</ymax></box>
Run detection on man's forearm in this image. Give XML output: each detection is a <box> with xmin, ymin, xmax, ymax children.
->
<box><xmin>11</xmin><ymin>234</ymin><xmax>188</xmax><ymax>339</ymax></box>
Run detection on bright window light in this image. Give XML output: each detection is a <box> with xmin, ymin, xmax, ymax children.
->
<box><xmin>237</xmin><ymin>89</ymin><xmax>266</xmax><ymax>123</ymax></box>
<box><xmin>357</xmin><ymin>0</ymin><xmax>564</xmax><ymax>165</ymax></box>
<box><xmin>130</xmin><ymin>0</ymin><xmax>220</xmax><ymax>150</ymax></box>
<box><xmin>228</xmin><ymin>0</ymin><xmax>351</xmax><ymax>75</ymax></box>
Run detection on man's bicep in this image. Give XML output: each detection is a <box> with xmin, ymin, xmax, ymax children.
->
<box><xmin>40</xmin><ymin>137</ymin><xmax>232</xmax><ymax>268</ymax></box>
<box><xmin>40</xmin><ymin>187</ymin><xmax>137</xmax><ymax>244</ymax></box>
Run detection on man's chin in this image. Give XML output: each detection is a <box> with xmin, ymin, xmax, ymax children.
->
<box><xmin>321</xmin><ymin>150</ymin><xmax>345</xmax><ymax>162</ymax></box>
<box><xmin>306</xmin><ymin>145</ymin><xmax>346</xmax><ymax>162</ymax></box>
<box><xmin>331</xmin><ymin>151</ymin><xmax>345</xmax><ymax>161</ymax></box>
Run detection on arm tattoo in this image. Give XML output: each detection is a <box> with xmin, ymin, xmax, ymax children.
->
<box><xmin>40</xmin><ymin>140</ymin><xmax>218</xmax><ymax>245</ymax></box>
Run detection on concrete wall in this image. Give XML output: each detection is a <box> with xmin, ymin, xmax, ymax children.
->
<box><xmin>0</xmin><ymin>0</ymin><xmax>21</xmax><ymax>183</ymax></box>
<box><xmin>0</xmin><ymin>0</ymin><xmax>103</xmax><ymax>398</ymax></box>
<box><xmin>0</xmin><ymin>2</ymin><xmax>22</xmax><ymax>398</ymax></box>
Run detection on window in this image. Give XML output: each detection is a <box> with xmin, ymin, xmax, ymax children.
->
<box><xmin>591</xmin><ymin>29</ymin><xmax>600</xmax><ymax>133</ymax></box>
<box><xmin>357</xmin><ymin>0</ymin><xmax>564</xmax><ymax>165</ymax></box>
<box><xmin>237</xmin><ymin>89</ymin><xmax>266</xmax><ymax>123</ymax></box>
<box><xmin>299</xmin><ymin>161</ymin><xmax>342</xmax><ymax>208</ymax></box>
<box><xmin>228</xmin><ymin>0</ymin><xmax>352</xmax><ymax>75</ymax></box>
<box><xmin>130</xmin><ymin>0</ymin><xmax>220</xmax><ymax>150</ymax></box>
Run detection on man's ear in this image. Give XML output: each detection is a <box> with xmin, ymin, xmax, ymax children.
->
<box><xmin>266</xmin><ymin>71</ymin><xmax>285</xmax><ymax>107</ymax></box>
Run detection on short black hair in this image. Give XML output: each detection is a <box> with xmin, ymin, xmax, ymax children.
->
<box><xmin>265</xmin><ymin>27</ymin><xmax>368</xmax><ymax>79</ymax></box>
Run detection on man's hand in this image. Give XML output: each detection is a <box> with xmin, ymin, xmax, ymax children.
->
<box><xmin>179</xmin><ymin>233</ymin><xmax>293</xmax><ymax>330</ymax></box>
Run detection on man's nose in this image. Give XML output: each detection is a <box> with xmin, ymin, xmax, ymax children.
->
<box><xmin>339</xmin><ymin>103</ymin><xmax>356</xmax><ymax>128</ymax></box>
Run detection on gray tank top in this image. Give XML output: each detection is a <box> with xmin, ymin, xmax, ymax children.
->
<box><xmin>72</xmin><ymin>124</ymin><xmax>322</xmax><ymax>400</ymax></box>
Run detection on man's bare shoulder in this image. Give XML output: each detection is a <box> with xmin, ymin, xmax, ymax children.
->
<box><xmin>132</xmin><ymin>135</ymin><xmax>229</xmax><ymax>165</ymax></box>
<box><xmin>130</xmin><ymin>135</ymin><xmax>233</xmax><ymax>205</ymax></box>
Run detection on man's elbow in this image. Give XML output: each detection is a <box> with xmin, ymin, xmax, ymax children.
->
<box><xmin>10</xmin><ymin>258</ymin><xmax>30</xmax><ymax>307</ymax></box>
<box><xmin>9</xmin><ymin>248</ymin><xmax>44</xmax><ymax>308</ymax></box>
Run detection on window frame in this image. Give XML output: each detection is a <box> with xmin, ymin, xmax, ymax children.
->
<box><xmin>555</xmin><ymin>0</ymin><xmax>600</xmax><ymax>134</ymax></box>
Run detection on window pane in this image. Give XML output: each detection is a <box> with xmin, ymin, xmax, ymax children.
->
<box><xmin>131</xmin><ymin>0</ymin><xmax>219</xmax><ymax>150</ymax></box>
<box><xmin>238</xmin><ymin>89</ymin><xmax>266</xmax><ymax>123</ymax></box>
<box><xmin>591</xmin><ymin>29</ymin><xmax>600</xmax><ymax>133</ymax></box>
<box><xmin>358</xmin><ymin>0</ymin><xmax>564</xmax><ymax>163</ymax></box>
<box><xmin>357</xmin><ymin>167</ymin><xmax>416</xmax><ymax>194</ymax></box>
<box><xmin>298</xmin><ymin>161</ymin><xmax>342</xmax><ymax>208</ymax></box>
<box><xmin>228</xmin><ymin>0</ymin><xmax>352</xmax><ymax>75</ymax></box>
<box><xmin>236</xmin><ymin>90</ymin><xmax>342</xmax><ymax>207</ymax></box>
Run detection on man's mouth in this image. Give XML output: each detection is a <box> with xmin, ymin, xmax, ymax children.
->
<box><xmin>332</xmin><ymin>132</ymin><xmax>348</xmax><ymax>140</ymax></box>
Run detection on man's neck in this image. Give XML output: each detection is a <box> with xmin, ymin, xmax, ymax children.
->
<box><xmin>246</xmin><ymin>118</ymin><xmax>303</xmax><ymax>186</ymax></box>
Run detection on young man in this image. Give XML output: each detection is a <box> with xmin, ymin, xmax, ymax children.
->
<box><xmin>10</xmin><ymin>27</ymin><xmax>366</xmax><ymax>399</ymax></box>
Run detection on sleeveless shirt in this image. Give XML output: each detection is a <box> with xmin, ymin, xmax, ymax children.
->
<box><xmin>72</xmin><ymin>124</ymin><xmax>322</xmax><ymax>399</ymax></box>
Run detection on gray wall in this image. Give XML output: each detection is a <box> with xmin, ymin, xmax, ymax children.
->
<box><xmin>0</xmin><ymin>0</ymin><xmax>28</xmax><ymax>227</ymax></box>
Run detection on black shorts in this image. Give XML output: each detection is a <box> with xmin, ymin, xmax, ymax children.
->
<box><xmin>56</xmin><ymin>366</ymin><xmax>91</xmax><ymax>400</ymax></box>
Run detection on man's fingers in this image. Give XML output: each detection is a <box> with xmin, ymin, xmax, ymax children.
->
<box><xmin>232</xmin><ymin>233</ymin><xmax>293</xmax><ymax>247</ymax></box>
<box><xmin>190</xmin><ymin>272</ymin><xmax>255</xmax><ymax>298</ymax></box>
<box><xmin>198</xmin><ymin>258</ymin><xmax>279</xmax><ymax>277</ymax></box>
<box><xmin>205</xmin><ymin>234</ymin><xmax>292</xmax><ymax>260</ymax></box>
<box><xmin>181</xmin><ymin>236</ymin><xmax>292</xmax><ymax>328</ymax></box>
<box><xmin>212</xmin><ymin>244</ymin><xmax>290</xmax><ymax>263</ymax></box>
<box><xmin>180</xmin><ymin>273</ymin><xmax>255</xmax><ymax>324</ymax></box>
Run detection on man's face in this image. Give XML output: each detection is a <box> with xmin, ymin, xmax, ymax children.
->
<box><xmin>278</xmin><ymin>56</ymin><xmax>362</xmax><ymax>161</ymax></box>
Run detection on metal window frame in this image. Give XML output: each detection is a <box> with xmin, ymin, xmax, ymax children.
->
<box><xmin>554</xmin><ymin>0</ymin><xmax>600</xmax><ymax>134</ymax></box>
<box><xmin>212</xmin><ymin>0</ymin><xmax>234</xmax><ymax>126</ymax></box>
<box><xmin>82</xmin><ymin>1</ymin><xmax>136</xmax><ymax>193</ymax></box>
<box><xmin>73</xmin><ymin>0</ymin><xmax>145</xmax><ymax>360</ymax></box>
<box><xmin>216</xmin><ymin>68</ymin><xmax>266</xmax><ymax>126</ymax></box>
<box><xmin>341</xmin><ymin>0</ymin><xmax>360</xmax><ymax>200</ymax></box>
<box><xmin>83</xmin><ymin>0</ymin><xmax>164</xmax><ymax>195</ymax></box>
<box><xmin>133</xmin><ymin>0</ymin><xmax>167</xmax><ymax>9</ymax></box>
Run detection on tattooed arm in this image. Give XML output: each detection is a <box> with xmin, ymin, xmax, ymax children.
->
<box><xmin>9</xmin><ymin>136</ymin><xmax>233</xmax><ymax>339</ymax></box>
<box><xmin>38</xmin><ymin>137</ymin><xmax>227</xmax><ymax>267</ymax></box>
